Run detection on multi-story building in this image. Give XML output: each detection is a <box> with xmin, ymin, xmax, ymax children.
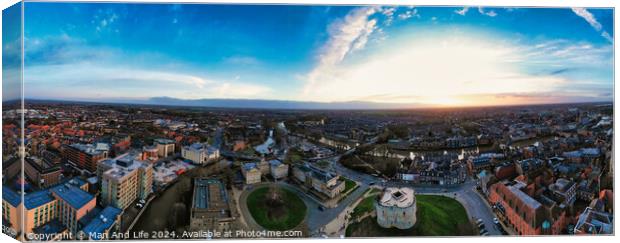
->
<box><xmin>189</xmin><ymin>178</ymin><xmax>235</xmax><ymax>232</ymax></box>
<box><xmin>292</xmin><ymin>163</ymin><xmax>345</xmax><ymax>199</ymax></box>
<box><xmin>548</xmin><ymin>178</ymin><xmax>577</xmax><ymax>206</ymax></box>
<box><xmin>241</xmin><ymin>163</ymin><xmax>261</xmax><ymax>184</ymax></box>
<box><xmin>98</xmin><ymin>154</ymin><xmax>153</xmax><ymax>210</ymax></box>
<box><xmin>79</xmin><ymin>206</ymin><xmax>123</xmax><ymax>240</ymax></box>
<box><xmin>24</xmin><ymin>157</ymin><xmax>62</xmax><ymax>188</ymax></box>
<box><xmin>49</xmin><ymin>183</ymin><xmax>97</xmax><ymax>235</ymax></box>
<box><xmin>489</xmin><ymin>179</ymin><xmax>572</xmax><ymax>235</ymax></box>
<box><xmin>62</xmin><ymin>143</ymin><xmax>109</xmax><ymax>173</ymax></box>
<box><xmin>2</xmin><ymin>179</ymin><xmax>95</xmax><ymax>238</ymax></box>
<box><xmin>181</xmin><ymin>143</ymin><xmax>220</xmax><ymax>165</ymax></box>
<box><xmin>375</xmin><ymin>187</ymin><xmax>417</xmax><ymax>229</ymax></box>
<box><xmin>141</xmin><ymin>145</ymin><xmax>159</xmax><ymax>162</ymax></box>
<box><xmin>269</xmin><ymin>159</ymin><xmax>289</xmax><ymax>180</ymax></box>
<box><xmin>573</xmin><ymin>207</ymin><xmax>613</xmax><ymax>234</ymax></box>
<box><xmin>154</xmin><ymin>139</ymin><xmax>176</xmax><ymax>158</ymax></box>
<box><xmin>489</xmin><ymin>180</ymin><xmax>545</xmax><ymax>235</ymax></box>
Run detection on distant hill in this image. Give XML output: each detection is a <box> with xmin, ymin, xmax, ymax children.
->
<box><xmin>139</xmin><ymin>96</ymin><xmax>425</xmax><ymax>110</ymax></box>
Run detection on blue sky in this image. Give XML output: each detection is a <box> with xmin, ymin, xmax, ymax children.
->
<box><xmin>5</xmin><ymin>3</ymin><xmax>614</xmax><ymax>106</ymax></box>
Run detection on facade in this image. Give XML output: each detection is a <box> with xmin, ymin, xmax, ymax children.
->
<box><xmin>375</xmin><ymin>187</ymin><xmax>417</xmax><ymax>229</ymax></box>
<box><xmin>574</xmin><ymin>207</ymin><xmax>613</xmax><ymax>234</ymax></box>
<box><xmin>269</xmin><ymin>159</ymin><xmax>289</xmax><ymax>180</ymax></box>
<box><xmin>50</xmin><ymin>184</ymin><xmax>97</xmax><ymax>235</ymax></box>
<box><xmin>189</xmin><ymin>178</ymin><xmax>235</xmax><ymax>232</ymax></box>
<box><xmin>181</xmin><ymin>143</ymin><xmax>220</xmax><ymax>165</ymax></box>
<box><xmin>487</xmin><ymin>180</ymin><xmax>574</xmax><ymax>235</ymax></box>
<box><xmin>548</xmin><ymin>178</ymin><xmax>577</xmax><ymax>206</ymax></box>
<box><xmin>2</xmin><ymin>179</ymin><xmax>96</xmax><ymax>238</ymax></box>
<box><xmin>293</xmin><ymin>163</ymin><xmax>345</xmax><ymax>199</ymax></box>
<box><xmin>241</xmin><ymin>163</ymin><xmax>261</xmax><ymax>184</ymax></box>
<box><xmin>154</xmin><ymin>139</ymin><xmax>176</xmax><ymax>158</ymax></box>
<box><xmin>62</xmin><ymin>143</ymin><xmax>109</xmax><ymax>173</ymax></box>
<box><xmin>98</xmin><ymin>154</ymin><xmax>153</xmax><ymax>210</ymax></box>
<box><xmin>141</xmin><ymin>145</ymin><xmax>159</xmax><ymax>162</ymax></box>
<box><xmin>24</xmin><ymin>157</ymin><xmax>62</xmax><ymax>188</ymax></box>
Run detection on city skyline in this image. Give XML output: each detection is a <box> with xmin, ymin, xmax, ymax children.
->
<box><xmin>4</xmin><ymin>4</ymin><xmax>615</xmax><ymax>108</ymax></box>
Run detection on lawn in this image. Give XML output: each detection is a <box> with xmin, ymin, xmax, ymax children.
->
<box><xmin>246</xmin><ymin>187</ymin><xmax>307</xmax><ymax>231</ymax></box>
<box><xmin>343</xmin><ymin>177</ymin><xmax>358</xmax><ymax>194</ymax></box>
<box><xmin>350</xmin><ymin>195</ymin><xmax>376</xmax><ymax>219</ymax></box>
<box><xmin>346</xmin><ymin>195</ymin><xmax>474</xmax><ymax>237</ymax></box>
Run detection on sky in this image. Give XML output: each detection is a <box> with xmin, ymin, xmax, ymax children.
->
<box><xmin>3</xmin><ymin>3</ymin><xmax>615</xmax><ymax>107</ymax></box>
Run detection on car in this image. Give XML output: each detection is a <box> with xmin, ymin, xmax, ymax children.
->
<box><xmin>476</xmin><ymin>218</ymin><xmax>484</xmax><ymax>225</ymax></box>
<box><xmin>139</xmin><ymin>199</ymin><xmax>146</xmax><ymax>204</ymax></box>
<box><xmin>493</xmin><ymin>217</ymin><xmax>500</xmax><ymax>224</ymax></box>
<box><xmin>369</xmin><ymin>182</ymin><xmax>375</xmax><ymax>186</ymax></box>
<box><xmin>136</xmin><ymin>203</ymin><xmax>144</xmax><ymax>209</ymax></box>
<box><xmin>477</xmin><ymin>222</ymin><xmax>485</xmax><ymax>229</ymax></box>
<box><xmin>479</xmin><ymin>229</ymin><xmax>488</xmax><ymax>235</ymax></box>
<box><xmin>318</xmin><ymin>206</ymin><xmax>326</xmax><ymax>211</ymax></box>
<box><xmin>481</xmin><ymin>232</ymin><xmax>490</xmax><ymax>236</ymax></box>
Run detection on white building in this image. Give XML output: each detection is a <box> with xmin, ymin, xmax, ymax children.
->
<box><xmin>269</xmin><ymin>159</ymin><xmax>289</xmax><ymax>180</ymax></box>
<box><xmin>154</xmin><ymin>139</ymin><xmax>175</xmax><ymax>157</ymax></box>
<box><xmin>241</xmin><ymin>163</ymin><xmax>261</xmax><ymax>184</ymax></box>
<box><xmin>375</xmin><ymin>187</ymin><xmax>417</xmax><ymax>229</ymax></box>
<box><xmin>181</xmin><ymin>143</ymin><xmax>220</xmax><ymax>165</ymax></box>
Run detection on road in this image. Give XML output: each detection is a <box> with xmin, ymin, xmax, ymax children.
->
<box><xmin>326</xmin><ymin>151</ymin><xmax>503</xmax><ymax>236</ymax></box>
<box><xmin>237</xmin><ymin>181</ymin><xmax>369</xmax><ymax>235</ymax></box>
<box><xmin>236</xmin><ymin>132</ymin><xmax>503</xmax><ymax>236</ymax></box>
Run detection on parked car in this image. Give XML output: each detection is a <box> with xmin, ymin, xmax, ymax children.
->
<box><xmin>493</xmin><ymin>217</ymin><xmax>500</xmax><ymax>225</ymax></box>
<box><xmin>139</xmin><ymin>199</ymin><xmax>146</xmax><ymax>204</ymax></box>
<box><xmin>136</xmin><ymin>203</ymin><xmax>144</xmax><ymax>209</ymax></box>
<box><xmin>318</xmin><ymin>205</ymin><xmax>326</xmax><ymax>211</ymax></box>
<box><xmin>479</xmin><ymin>229</ymin><xmax>488</xmax><ymax>235</ymax></box>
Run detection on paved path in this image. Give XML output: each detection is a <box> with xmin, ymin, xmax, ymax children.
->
<box><xmin>327</xmin><ymin>151</ymin><xmax>503</xmax><ymax>236</ymax></box>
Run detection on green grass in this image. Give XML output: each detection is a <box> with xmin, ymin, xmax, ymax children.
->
<box><xmin>246</xmin><ymin>187</ymin><xmax>307</xmax><ymax>231</ymax></box>
<box><xmin>343</xmin><ymin>178</ymin><xmax>357</xmax><ymax>193</ymax></box>
<box><xmin>346</xmin><ymin>195</ymin><xmax>473</xmax><ymax>237</ymax></box>
<box><xmin>351</xmin><ymin>195</ymin><xmax>376</xmax><ymax>219</ymax></box>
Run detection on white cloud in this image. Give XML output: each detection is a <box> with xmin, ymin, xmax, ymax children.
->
<box><xmin>304</xmin><ymin>7</ymin><xmax>381</xmax><ymax>95</ymax></box>
<box><xmin>455</xmin><ymin>7</ymin><xmax>469</xmax><ymax>16</ymax></box>
<box><xmin>398</xmin><ymin>9</ymin><xmax>419</xmax><ymax>20</ymax></box>
<box><xmin>24</xmin><ymin>63</ymin><xmax>271</xmax><ymax>100</ymax></box>
<box><xmin>299</xmin><ymin>33</ymin><xmax>608</xmax><ymax>106</ymax></box>
<box><xmin>571</xmin><ymin>8</ymin><xmax>602</xmax><ymax>31</ymax></box>
<box><xmin>478</xmin><ymin>7</ymin><xmax>497</xmax><ymax>17</ymax></box>
<box><xmin>601</xmin><ymin>31</ymin><xmax>613</xmax><ymax>43</ymax></box>
<box><xmin>571</xmin><ymin>7</ymin><xmax>612</xmax><ymax>43</ymax></box>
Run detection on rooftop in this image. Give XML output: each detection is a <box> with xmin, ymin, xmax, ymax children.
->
<box><xmin>50</xmin><ymin>183</ymin><xmax>95</xmax><ymax>209</ymax></box>
<box><xmin>192</xmin><ymin>178</ymin><xmax>230</xmax><ymax>217</ymax></box>
<box><xmin>154</xmin><ymin>138</ymin><xmax>175</xmax><ymax>145</ymax></box>
<box><xmin>81</xmin><ymin>206</ymin><xmax>122</xmax><ymax>239</ymax></box>
<box><xmin>379</xmin><ymin>187</ymin><xmax>415</xmax><ymax>208</ymax></box>
<box><xmin>101</xmin><ymin>154</ymin><xmax>151</xmax><ymax>180</ymax></box>
<box><xmin>2</xmin><ymin>186</ymin><xmax>21</xmax><ymax>207</ymax></box>
<box><xmin>24</xmin><ymin>189</ymin><xmax>55</xmax><ymax>210</ymax></box>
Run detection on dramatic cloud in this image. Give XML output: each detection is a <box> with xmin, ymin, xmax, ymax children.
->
<box><xmin>301</xmin><ymin>30</ymin><xmax>612</xmax><ymax>106</ymax></box>
<box><xmin>304</xmin><ymin>7</ymin><xmax>381</xmax><ymax>95</ymax></box>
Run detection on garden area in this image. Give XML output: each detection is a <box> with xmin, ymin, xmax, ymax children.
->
<box><xmin>246</xmin><ymin>186</ymin><xmax>308</xmax><ymax>231</ymax></box>
<box><xmin>346</xmin><ymin>195</ymin><xmax>474</xmax><ymax>237</ymax></box>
